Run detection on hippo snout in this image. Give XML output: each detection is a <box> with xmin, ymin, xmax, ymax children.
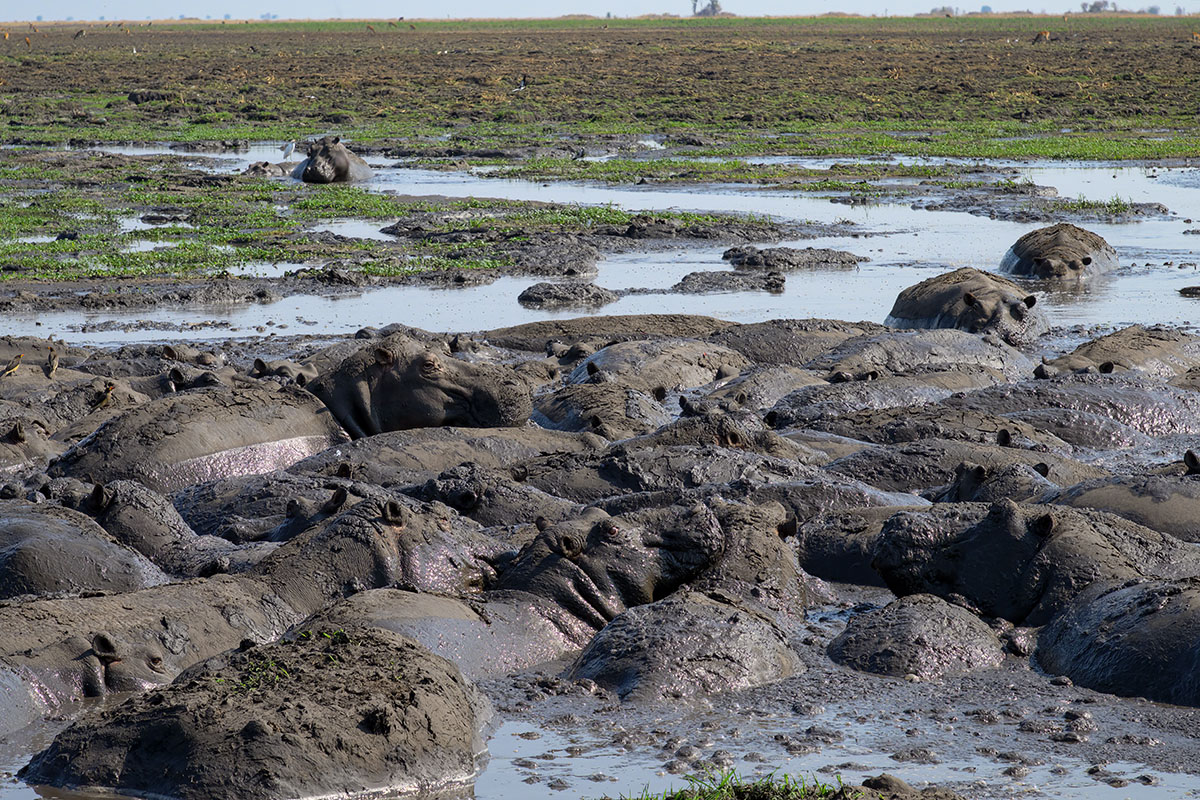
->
<box><xmin>471</xmin><ymin>379</ymin><xmax>532</xmax><ymax>428</ymax></box>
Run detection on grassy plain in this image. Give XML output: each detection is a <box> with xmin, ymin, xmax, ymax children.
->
<box><xmin>2</xmin><ymin>15</ymin><xmax>1200</xmax><ymax>158</ymax></box>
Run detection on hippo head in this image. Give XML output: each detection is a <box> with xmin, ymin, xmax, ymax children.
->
<box><xmin>259</xmin><ymin>496</ymin><xmax>509</xmax><ymax>610</ymax></box>
<box><xmin>494</xmin><ymin>505</ymin><xmax>723</xmax><ymax>630</ymax></box>
<box><xmin>1030</xmin><ymin>254</ymin><xmax>1093</xmax><ymax>280</ymax></box>
<box><xmin>371</xmin><ymin>341</ymin><xmax>532</xmax><ymax>431</ymax></box>
<box><xmin>961</xmin><ymin>289</ymin><xmax>1039</xmax><ymax>344</ymax></box>
<box><xmin>81</xmin><ymin>632</ymin><xmax>173</xmax><ymax>696</ymax></box>
<box><xmin>300</xmin><ymin>136</ymin><xmax>362</xmax><ymax>184</ymax></box>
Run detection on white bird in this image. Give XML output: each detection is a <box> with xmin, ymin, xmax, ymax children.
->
<box><xmin>510</xmin><ymin>74</ymin><xmax>528</xmax><ymax>93</ymax></box>
<box><xmin>280</xmin><ymin>141</ymin><xmax>296</xmax><ymax>159</ymax></box>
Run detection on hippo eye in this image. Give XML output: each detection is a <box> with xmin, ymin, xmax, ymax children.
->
<box><xmin>551</xmin><ymin>532</ymin><xmax>584</xmax><ymax>559</ymax></box>
<box><xmin>596</xmin><ymin>521</ymin><xmax>621</xmax><ymax>540</ymax></box>
<box><xmin>421</xmin><ymin>358</ymin><xmax>440</xmax><ymax>374</ymax></box>
<box><xmin>148</xmin><ymin>656</ymin><xmax>166</xmax><ymax>672</ymax></box>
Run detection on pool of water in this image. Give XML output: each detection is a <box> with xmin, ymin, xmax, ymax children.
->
<box><xmin>6</xmin><ymin>145</ymin><xmax>1198</xmax><ymax>344</ymax></box>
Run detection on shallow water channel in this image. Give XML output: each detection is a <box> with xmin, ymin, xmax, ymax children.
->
<box><xmin>4</xmin><ymin>145</ymin><xmax>1200</xmax><ymax>344</ymax></box>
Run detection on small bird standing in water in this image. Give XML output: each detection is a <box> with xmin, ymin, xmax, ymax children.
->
<box><xmin>45</xmin><ymin>348</ymin><xmax>58</xmax><ymax>379</ymax></box>
<box><xmin>0</xmin><ymin>354</ymin><xmax>22</xmax><ymax>378</ymax></box>
<box><xmin>280</xmin><ymin>140</ymin><xmax>296</xmax><ymax>159</ymax></box>
<box><xmin>511</xmin><ymin>74</ymin><xmax>528</xmax><ymax>93</ymax></box>
<box><xmin>91</xmin><ymin>381</ymin><xmax>116</xmax><ymax>411</ymax></box>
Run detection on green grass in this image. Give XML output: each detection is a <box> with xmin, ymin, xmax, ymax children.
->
<box><xmin>601</xmin><ymin>769</ymin><xmax>861</xmax><ymax>800</ymax></box>
<box><xmin>1050</xmin><ymin>194</ymin><xmax>1136</xmax><ymax>214</ymax></box>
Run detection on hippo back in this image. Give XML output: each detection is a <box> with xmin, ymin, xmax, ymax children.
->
<box><xmin>999</xmin><ymin>223</ymin><xmax>1118</xmax><ymax>282</ymax></box>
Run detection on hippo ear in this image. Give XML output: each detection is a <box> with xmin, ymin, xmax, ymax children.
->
<box><xmin>332</xmin><ymin>136</ymin><xmax>340</xmax><ymax>144</ymax></box>
<box><xmin>1023</xmin><ymin>295</ymin><xmax>1037</xmax><ymax>308</ymax></box>
<box><xmin>652</xmin><ymin>386</ymin><xmax>667</xmax><ymax>402</ymax></box>
<box><xmin>91</xmin><ymin>632</ymin><xmax>121</xmax><ymax>662</ymax></box>
<box><xmin>535</xmin><ymin>516</ymin><xmax>551</xmax><ymax>532</ymax></box>
<box><xmin>323</xmin><ymin>487</ymin><xmax>349</xmax><ymax>513</ymax></box>
<box><xmin>381</xmin><ymin>499</ymin><xmax>408</xmax><ymax>527</ymax></box>
<box><xmin>374</xmin><ymin>348</ymin><xmax>394</xmax><ymax>367</ymax></box>
<box><xmin>168</xmin><ymin>367</ymin><xmax>185</xmax><ymax>384</ymax></box>
<box><xmin>962</xmin><ymin>292</ymin><xmax>978</xmax><ymax>308</ymax></box>
<box><xmin>971</xmin><ymin>465</ymin><xmax>988</xmax><ymax>482</ymax></box>
<box><xmin>1185</xmin><ymin>450</ymin><xmax>1200</xmax><ymax>475</ymax></box>
<box><xmin>1031</xmin><ymin>513</ymin><xmax>1055</xmax><ymax>537</ymax></box>
<box><xmin>776</xmin><ymin>517</ymin><xmax>798</xmax><ymax>538</ymax></box>
<box><xmin>1033</xmin><ymin>462</ymin><xmax>1050</xmax><ymax>477</ymax></box>
<box><xmin>252</xmin><ymin>358</ymin><xmax>268</xmax><ymax>376</ymax></box>
<box><xmin>294</xmin><ymin>372</ymin><xmax>307</xmax><ymax>387</ymax></box>
<box><xmin>996</xmin><ymin>428</ymin><xmax>1012</xmax><ymax>447</ymax></box>
<box><xmin>161</xmin><ymin>345</ymin><xmax>178</xmax><ymax>361</ymax></box>
<box><xmin>89</xmin><ymin>483</ymin><xmax>112</xmax><ymax>512</ymax></box>
<box><xmin>335</xmin><ymin>462</ymin><xmax>354</xmax><ymax>478</ymax></box>
<box><xmin>285</xmin><ymin>499</ymin><xmax>303</xmax><ymax>519</ymax></box>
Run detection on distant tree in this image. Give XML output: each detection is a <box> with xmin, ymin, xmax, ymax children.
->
<box><xmin>694</xmin><ymin>0</ymin><xmax>722</xmax><ymax>15</ymax></box>
<box><xmin>1177</xmin><ymin>4</ymin><xmax>1185</xmax><ymax>12</ymax></box>
<box><xmin>981</xmin><ymin>4</ymin><xmax>993</xmax><ymax>10</ymax></box>
<box><xmin>1147</xmin><ymin>4</ymin><xmax>1160</xmax><ymax>10</ymax></box>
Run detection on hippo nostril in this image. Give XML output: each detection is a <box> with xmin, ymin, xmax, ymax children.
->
<box><xmin>589</xmin><ymin>415</ymin><xmax>603</xmax><ymax>429</ymax></box>
<box><xmin>652</xmin><ymin>387</ymin><xmax>667</xmax><ymax>402</ymax></box>
<box><xmin>553</xmin><ymin>533</ymin><xmax>583</xmax><ymax>559</ymax></box>
<box><xmin>1081</xmin><ymin>256</ymin><xmax>1092</xmax><ymax>266</ymax></box>
<box><xmin>724</xmin><ymin>431</ymin><xmax>742</xmax><ymax>447</ymax></box>
<box><xmin>586</xmin><ymin>362</ymin><xmax>599</xmax><ymax>376</ymax></box>
<box><xmin>734</xmin><ymin>391</ymin><xmax>748</xmax><ymax>405</ymax></box>
<box><xmin>764</xmin><ymin>410</ymin><xmax>778</xmax><ymax>428</ymax></box>
<box><xmin>1099</xmin><ymin>361</ymin><xmax>1116</xmax><ymax>374</ymax></box>
<box><xmin>453</xmin><ymin>490</ymin><xmax>479</xmax><ymax>510</ymax></box>
<box><xmin>829</xmin><ymin>371</ymin><xmax>851</xmax><ymax>384</ymax></box>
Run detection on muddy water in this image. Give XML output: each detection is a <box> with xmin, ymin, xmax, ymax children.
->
<box><xmin>6</xmin><ymin>148</ymin><xmax>1200</xmax><ymax>344</ymax></box>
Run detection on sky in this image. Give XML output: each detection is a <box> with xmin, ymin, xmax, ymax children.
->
<box><xmin>8</xmin><ymin>0</ymin><xmax>1182</xmax><ymax>25</ymax></box>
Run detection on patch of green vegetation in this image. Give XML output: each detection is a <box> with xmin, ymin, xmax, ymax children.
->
<box><xmin>600</xmin><ymin>769</ymin><xmax>860</xmax><ymax>800</ymax></box>
<box><xmin>1049</xmin><ymin>194</ymin><xmax>1135</xmax><ymax>214</ymax></box>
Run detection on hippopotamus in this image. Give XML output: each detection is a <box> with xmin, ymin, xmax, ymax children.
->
<box><xmin>533</xmin><ymin>383</ymin><xmax>671</xmax><ymax>441</ymax></box>
<box><xmin>828</xmin><ymin>594</ymin><xmax>1005</xmax><ymax>680</ymax></box>
<box><xmin>806</xmin><ymin>328</ymin><xmax>1035</xmax><ymax>382</ymax></box>
<box><xmin>871</xmin><ymin>499</ymin><xmax>1200</xmax><ymax>626</ymax></box>
<box><xmin>943</xmin><ymin>371</ymin><xmax>1200</xmax><ymax>440</ymax></box>
<box><xmin>21</xmin><ymin>626</ymin><xmax>487</xmax><ymax>800</ymax></box>
<box><xmin>708</xmin><ymin>318</ymin><xmax>888</xmax><ymax>367</ymax></box>
<box><xmin>241</xmin><ymin>160</ymin><xmax>297</xmax><ymax>178</ymax></box>
<box><xmin>0</xmin><ymin>496</ymin><xmax>505</xmax><ymax>731</ymax></box>
<box><xmin>287</xmin><ymin>425</ymin><xmax>603</xmax><ymax>486</ymax></box>
<box><xmin>885</xmin><ymin>268</ymin><xmax>1047</xmax><ymax>346</ymax></box>
<box><xmin>1036</xmin><ymin>577</ymin><xmax>1200</xmax><ymax>707</ymax></box>
<box><xmin>0</xmin><ymin>500</ymin><xmax>167</xmax><ymax>600</ymax></box>
<box><xmin>316</xmin><ymin>503</ymin><xmax>727</xmax><ymax>679</ymax></box>
<box><xmin>291</xmin><ymin>135</ymin><xmax>373</xmax><ymax>183</ymax></box>
<box><xmin>1048</xmin><ymin>473</ymin><xmax>1200</xmax><ymax>542</ymax></box>
<box><xmin>566</xmin><ymin>589</ymin><xmax>803</xmax><ymax>702</ymax></box>
<box><xmin>998</xmin><ymin>223</ymin><xmax>1118</xmax><ymax>282</ymax></box>
<box><xmin>567</xmin><ymin>338</ymin><xmax>750</xmax><ymax>397</ymax></box>
<box><xmin>1035</xmin><ymin>325</ymin><xmax>1200</xmax><ymax>380</ymax></box>
<box><xmin>483</xmin><ymin>313</ymin><xmax>737</xmax><ymax>353</ymax></box>
<box><xmin>47</xmin><ymin>385</ymin><xmax>348</xmax><ymax>492</ymax></box>
<box><xmin>306</xmin><ymin>334</ymin><xmax>531</xmax><ymax>439</ymax></box>
<box><xmin>806</xmin><ymin>404</ymin><xmax>1070</xmax><ymax>451</ymax></box>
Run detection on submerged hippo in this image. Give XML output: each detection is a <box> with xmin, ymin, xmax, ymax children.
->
<box><xmin>999</xmin><ymin>223</ymin><xmax>1118</xmax><ymax>282</ymax></box>
<box><xmin>306</xmin><ymin>334</ymin><xmax>531</xmax><ymax>438</ymax></box>
<box><xmin>291</xmin><ymin>135</ymin><xmax>372</xmax><ymax>184</ymax></box>
<box><xmin>885</xmin><ymin>268</ymin><xmax>1047</xmax><ymax>346</ymax></box>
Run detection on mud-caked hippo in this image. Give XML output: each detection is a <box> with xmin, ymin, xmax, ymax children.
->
<box><xmin>291</xmin><ymin>135</ymin><xmax>373</xmax><ymax>184</ymax></box>
<box><xmin>999</xmin><ymin>223</ymin><xmax>1118</xmax><ymax>282</ymax></box>
<box><xmin>306</xmin><ymin>334</ymin><xmax>531</xmax><ymax>438</ymax></box>
<box><xmin>885</xmin><ymin>268</ymin><xmax>1047</xmax><ymax>346</ymax></box>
